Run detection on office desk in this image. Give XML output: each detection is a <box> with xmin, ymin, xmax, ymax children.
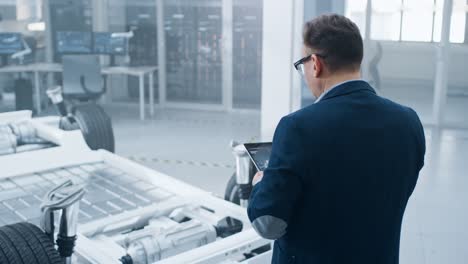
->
<box><xmin>0</xmin><ymin>64</ymin><xmax>157</xmax><ymax>120</ymax></box>
<box><xmin>102</xmin><ymin>66</ymin><xmax>157</xmax><ymax>121</ymax></box>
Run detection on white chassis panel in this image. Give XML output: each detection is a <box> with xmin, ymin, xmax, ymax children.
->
<box><xmin>0</xmin><ymin>111</ymin><xmax>272</xmax><ymax>264</ymax></box>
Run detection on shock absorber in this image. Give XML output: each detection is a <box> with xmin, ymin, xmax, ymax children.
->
<box><xmin>46</xmin><ymin>86</ymin><xmax>68</xmax><ymax>117</ymax></box>
<box><xmin>231</xmin><ymin>141</ymin><xmax>255</xmax><ymax>207</ymax></box>
<box><xmin>40</xmin><ymin>180</ymin><xmax>86</xmax><ymax>264</ymax></box>
<box><xmin>46</xmin><ymin>86</ymin><xmax>79</xmax><ymax>131</ymax></box>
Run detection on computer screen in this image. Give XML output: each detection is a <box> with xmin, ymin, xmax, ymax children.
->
<box><xmin>56</xmin><ymin>31</ymin><xmax>92</xmax><ymax>54</ymax></box>
<box><xmin>0</xmin><ymin>33</ymin><xmax>23</xmax><ymax>55</ymax></box>
<box><xmin>93</xmin><ymin>32</ymin><xmax>127</xmax><ymax>55</ymax></box>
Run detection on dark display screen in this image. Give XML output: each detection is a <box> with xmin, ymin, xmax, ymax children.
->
<box><xmin>0</xmin><ymin>33</ymin><xmax>23</xmax><ymax>55</ymax></box>
<box><xmin>93</xmin><ymin>32</ymin><xmax>127</xmax><ymax>55</ymax></box>
<box><xmin>56</xmin><ymin>31</ymin><xmax>92</xmax><ymax>54</ymax></box>
<box><xmin>244</xmin><ymin>142</ymin><xmax>272</xmax><ymax>171</ymax></box>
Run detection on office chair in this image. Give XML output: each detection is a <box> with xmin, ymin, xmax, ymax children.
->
<box><xmin>61</xmin><ymin>55</ymin><xmax>106</xmax><ymax>101</ymax></box>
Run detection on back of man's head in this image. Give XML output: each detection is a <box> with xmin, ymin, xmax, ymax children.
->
<box><xmin>303</xmin><ymin>14</ymin><xmax>363</xmax><ymax>73</ymax></box>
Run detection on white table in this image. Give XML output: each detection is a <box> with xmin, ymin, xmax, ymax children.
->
<box><xmin>102</xmin><ymin>66</ymin><xmax>157</xmax><ymax>121</ymax></box>
<box><xmin>0</xmin><ymin>63</ymin><xmax>157</xmax><ymax>121</ymax></box>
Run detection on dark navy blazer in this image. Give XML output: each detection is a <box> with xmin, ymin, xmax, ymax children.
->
<box><xmin>248</xmin><ymin>81</ymin><xmax>426</xmax><ymax>264</ymax></box>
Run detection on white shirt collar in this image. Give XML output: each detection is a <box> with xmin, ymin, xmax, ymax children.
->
<box><xmin>314</xmin><ymin>79</ymin><xmax>364</xmax><ymax>103</ymax></box>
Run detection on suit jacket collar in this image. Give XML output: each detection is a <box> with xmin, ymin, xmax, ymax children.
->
<box><xmin>319</xmin><ymin>80</ymin><xmax>376</xmax><ymax>102</ymax></box>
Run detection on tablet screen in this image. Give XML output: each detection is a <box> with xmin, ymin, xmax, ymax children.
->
<box><xmin>244</xmin><ymin>142</ymin><xmax>272</xmax><ymax>171</ymax></box>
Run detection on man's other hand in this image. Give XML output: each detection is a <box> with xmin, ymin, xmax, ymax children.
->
<box><xmin>252</xmin><ymin>171</ymin><xmax>264</xmax><ymax>186</ymax></box>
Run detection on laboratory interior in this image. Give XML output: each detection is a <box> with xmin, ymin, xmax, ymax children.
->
<box><xmin>0</xmin><ymin>0</ymin><xmax>466</xmax><ymax>263</ymax></box>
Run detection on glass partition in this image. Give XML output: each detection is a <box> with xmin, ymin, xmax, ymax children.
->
<box><xmin>232</xmin><ymin>0</ymin><xmax>263</xmax><ymax>109</ymax></box>
<box><xmin>164</xmin><ymin>0</ymin><xmax>223</xmax><ymax>104</ymax></box>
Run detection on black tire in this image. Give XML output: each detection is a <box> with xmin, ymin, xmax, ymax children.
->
<box><xmin>0</xmin><ymin>222</ymin><xmax>62</xmax><ymax>264</ymax></box>
<box><xmin>73</xmin><ymin>103</ymin><xmax>115</xmax><ymax>153</ymax></box>
<box><xmin>225</xmin><ymin>162</ymin><xmax>257</xmax><ymax>205</ymax></box>
<box><xmin>224</xmin><ymin>173</ymin><xmax>240</xmax><ymax>205</ymax></box>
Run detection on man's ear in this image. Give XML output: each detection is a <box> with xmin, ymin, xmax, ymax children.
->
<box><xmin>312</xmin><ymin>54</ymin><xmax>321</xmax><ymax>78</ymax></box>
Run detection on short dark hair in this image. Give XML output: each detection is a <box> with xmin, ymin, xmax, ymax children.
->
<box><xmin>303</xmin><ymin>14</ymin><xmax>363</xmax><ymax>73</ymax></box>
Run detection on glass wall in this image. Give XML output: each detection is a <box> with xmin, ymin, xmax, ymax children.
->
<box><xmin>0</xmin><ymin>0</ymin><xmax>264</xmax><ymax>113</ymax></box>
<box><xmin>107</xmin><ymin>0</ymin><xmax>159</xmax><ymax>102</ymax></box>
<box><xmin>164</xmin><ymin>0</ymin><xmax>223</xmax><ymax>105</ymax></box>
<box><xmin>342</xmin><ymin>0</ymin><xmax>468</xmax><ymax>127</ymax></box>
<box><xmin>232</xmin><ymin>0</ymin><xmax>263</xmax><ymax>109</ymax></box>
<box><xmin>348</xmin><ymin>0</ymin><xmax>465</xmax><ymax>43</ymax></box>
<box><xmin>49</xmin><ymin>0</ymin><xmax>93</xmax><ymax>62</ymax></box>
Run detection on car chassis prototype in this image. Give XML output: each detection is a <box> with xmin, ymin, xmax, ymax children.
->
<box><xmin>0</xmin><ymin>110</ymin><xmax>272</xmax><ymax>264</ymax></box>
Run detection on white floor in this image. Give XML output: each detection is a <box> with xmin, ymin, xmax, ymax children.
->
<box><xmin>107</xmin><ymin>104</ymin><xmax>261</xmax><ymax>195</ymax></box>
<box><xmin>105</xmin><ymin>104</ymin><xmax>468</xmax><ymax>264</ymax></box>
<box><xmin>400</xmin><ymin>128</ymin><xmax>468</xmax><ymax>263</ymax></box>
<box><xmin>381</xmin><ymin>85</ymin><xmax>468</xmax><ymax>128</ymax></box>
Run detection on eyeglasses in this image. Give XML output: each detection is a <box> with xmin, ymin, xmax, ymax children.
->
<box><xmin>293</xmin><ymin>53</ymin><xmax>327</xmax><ymax>78</ymax></box>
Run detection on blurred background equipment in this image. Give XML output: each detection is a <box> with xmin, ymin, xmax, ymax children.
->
<box><xmin>49</xmin><ymin>0</ymin><xmax>93</xmax><ymax>62</ymax></box>
<box><xmin>93</xmin><ymin>32</ymin><xmax>130</xmax><ymax>66</ymax></box>
<box><xmin>232</xmin><ymin>0</ymin><xmax>263</xmax><ymax>109</ymax></box>
<box><xmin>55</xmin><ymin>31</ymin><xmax>92</xmax><ymax>54</ymax></box>
<box><xmin>164</xmin><ymin>0</ymin><xmax>223</xmax><ymax>105</ymax></box>
<box><xmin>125</xmin><ymin>2</ymin><xmax>158</xmax><ymax>100</ymax></box>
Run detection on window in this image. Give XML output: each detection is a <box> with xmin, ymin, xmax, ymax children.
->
<box><xmin>450</xmin><ymin>0</ymin><xmax>467</xmax><ymax>43</ymax></box>
<box><xmin>401</xmin><ymin>0</ymin><xmax>435</xmax><ymax>42</ymax></box>
<box><xmin>433</xmin><ymin>0</ymin><xmax>445</xmax><ymax>42</ymax></box>
<box><xmin>371</xmin><ymin>0</ymin><xmax>402</xmax><ymax>41</ymax></box>
<box><xmin>345</xmin><ymin>0</ymin><xmax>368</xmax><ymax>36</ymax></box>
<box><xmin>345</xmin><ymin>0</ymin><xmax>467</xmax><ymax>43</ymax></box>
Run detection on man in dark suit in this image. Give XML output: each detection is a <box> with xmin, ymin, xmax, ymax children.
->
<box><xmin>247</xmin><ymin>14</ymin><xmax>425</xmax><ymax>264</ymax></box>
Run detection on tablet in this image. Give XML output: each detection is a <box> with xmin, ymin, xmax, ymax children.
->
<box><xmin>243</xmin><ymin>142</ymin><xmax>272</xmax><ymax>171</ymax></box>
